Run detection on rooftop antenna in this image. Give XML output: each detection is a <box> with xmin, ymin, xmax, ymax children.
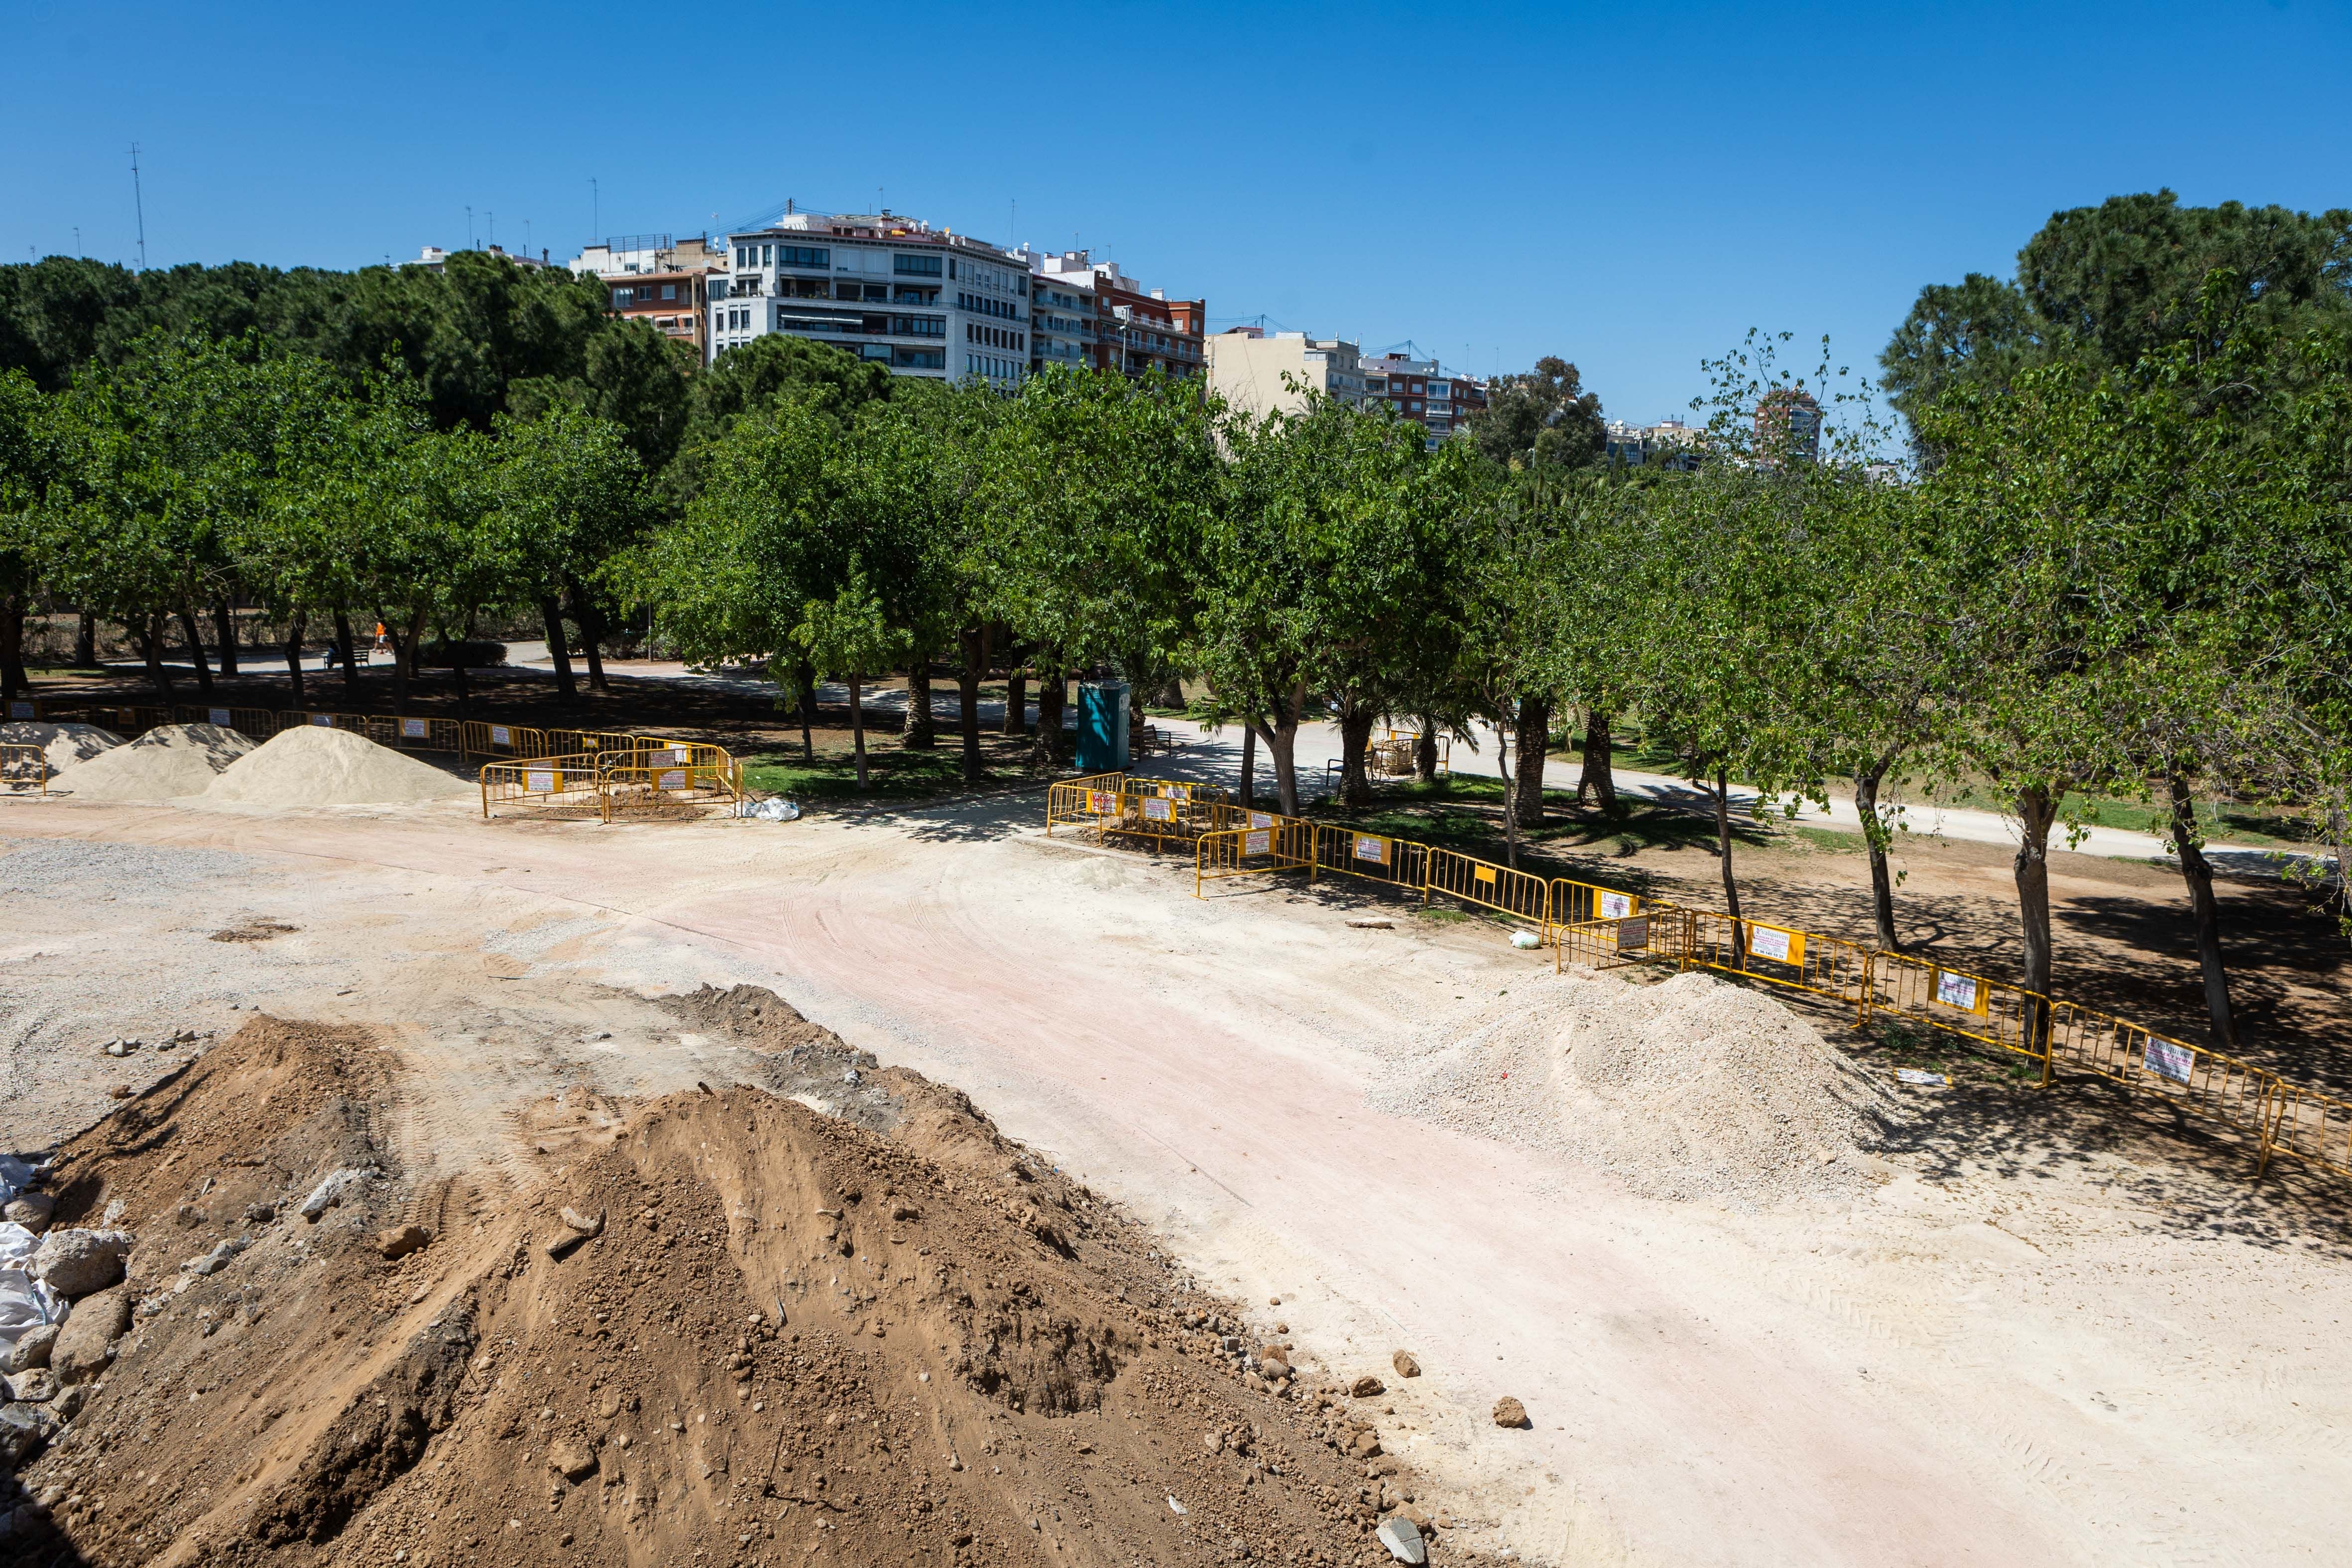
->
<box><xmin>487</xmin><ymin>210</ymin><xmax>494</xmax><ymax>247</ymax></box>
<box><xmin>590</xmin><ymin>177</ymin><xmax>598</xmax><ymax>242</ymax></box>
<box><xmin>129</xmin><ymin>144</ymin><xmax>146</xmax><ymax>270</ymax></box>
<box><xmin>524</xmin><ymin>218</ymin><xmax>531</xmax><ymax>252</ymax></box>
<box><xmin>466</xmin><ymin>205</ymin><xmax>474</xmax><ymax>248</ymax></box>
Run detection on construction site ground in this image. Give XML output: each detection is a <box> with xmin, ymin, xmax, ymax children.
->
<box><xmin>1</xmin><ymin>774</ymin><xmax>2348</xmax><ymax>1566</ymax></box>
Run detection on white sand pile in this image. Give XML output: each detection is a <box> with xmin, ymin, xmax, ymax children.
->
<box><xmin>47</xmin><ymin>723</ymin><xmax>255</xmax><ymax>800</ymax></box>
<box><xmin>202</xmin><ymin>724</ymin><xmax>471</xmax><ymax>807</ymax></box>
<box><xmin>1373</xmin><ymin>967</ymin><xmax>1905</xmax><ymax>1207</ymax></box>
<box><xmin>0</xmin><ymin>720</ymin><xmax>123</xmax><ymax>774</ymax></box>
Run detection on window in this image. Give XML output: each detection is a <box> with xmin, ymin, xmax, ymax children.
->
<box><xmin>890</xmin><ymin>315</ymin><xmax>944</xmax><ymax>337</ymax></box>
<box><xmin>776</xmin><ymin>245</ymin><xmax>828</xmax><ymax>269</ymax></box>
<box><xmin>760</xmin><ymin>244</ymin><xmax>772</xmax><ymax>264</ymax></box>
<box><xmin>894</xmin><ymin>347</ymin><xmax>943</xmax><ymax>369</ymax></box>
<box><xmin>893</xmin><ymin>253</ymin><xmax>943</xmax><ymax>276</ymax></box>
<box><xmin>863</xmin><ymin>284</ymin><xmax>888</xmax><ymax>302</ymax></box>
<box><xmin>661</xmin><ymin>282</ymin><xmax>677</xmax><ymax>300</ymax></box>
<box><xmin>836</xmin><ymin>283</ymin><xmax>864</xmax><ymax>301</ymax></box>
<box><xmin>612</xmin><ymin>286</ymin><xmax>634</xmax><ymax>307</ymax></box>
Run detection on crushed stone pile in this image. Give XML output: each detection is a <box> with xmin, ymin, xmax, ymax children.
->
<box><xmin>202</xmin><ymin>724</ymin><xmax>471</xmax><ymax>807</ymax></box>
<box><xmin>0</xmin><ymin>721</ymin><xmax>122</xmax><ymax>777</ymax></box>
<box><xmin>0</xmin><ymin>1003</ymin><xmax>1407</xmax><ymax>1566</ymax></box>
<box><xmin>46</xmin><ymin>723</ymin><xmax>254</xmax><ymax>801</ymax></box>
<box><xmin>1373</xmin><ymin>967</ymin><xmax>1906</xmax><ymax>1207</ymax></box>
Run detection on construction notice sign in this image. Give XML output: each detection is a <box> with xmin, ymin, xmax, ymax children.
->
<box><xmin>1247</xmin><ymin>812</ymin><xmax>1275</xmax><ymax>829</ymax></box>
<box><xmin>1087</xmin><ymin>790</ymin><xmax>1118</xmax><ymax>813</ymax></box>
<box><xmin>209</xmin><ymin>708</ymin><xmax>231</xmax><ymax>726</ymax></box>
<box><xmin>657</xmin><ymin>768</ymin><xmax>687</xmax><ymax>790</ymax></box>
<box><xmin>1598</xmin><ymin>890</ymin><xmax>1635</xmax><ymax>920</ymax></box>
<box><xmin>1935</xmin><ymin>970</ymin><xmax>1984</xmax><ymax>1013</ymax></box>
<box><xmin>489</xmin><ymin>724</ymin><xmax>512</xmax><ymax>746</ymax></box>
<box><xmin>1617</xmin><ymin>916</ymin><xmax>1651</xmax><ymax>951</ymax></box>
<box><xmin>1143</xmin><ymin>797</ymin><xmax>1173</xmax><ymax>822</ymax></box>
<box><xmin>1748</xmin><ymin>924</ymin><xmax>1805</xmax><ymax>965</ymax></box>
<box><xmin>2144</xmin><ymin>1038</ymin><xmax>2195</xmax><ymax>1084</ymax></box>
<box><xmin>1244</xmin><ymin>830</ymin><xmax>1271</xmax><ymax>856</ymax></box>
<box><xmin>5</xmin><ymin>702</ymin><xmax>30</xmax><ymax>720</ymax></box>
<box><xmin>312</xmin><ymin>713</ymin><xmax>336</xmax><ymax>727</ymax></box>
<box><xmin>526</xmin><ymin>770</ymin><xmax>555</xmax><ymax>794</ymax></box>
<box><xmin>401</xmin><ymin>718</ymin><xmax>428</xmax><ymax>739</ymax></box>
<box><xmin>1353</xmin><ymin>835</ymin><xmax>1388</xmax><ymax>864</ymax></box>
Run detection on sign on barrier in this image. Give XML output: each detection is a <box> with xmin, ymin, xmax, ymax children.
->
<box><xmin>1143</xmin><ymin>797</ymin><xmax>1173</xmax><ymax>822</ymax></box>
<box><xmin>5</xmin><ymin>701</ymin><xmax>32</xmax><ymax>720</ymax></box>
<box><xmin>1933</xmin><ymin>968</ymin><xmax>1988</xmax><ymax>1015</ymax></box>
<box><xmin>401</xmin><ymin>718</ymin><xmax>428</xmax><ymax>739</ymax></box>
<box><xmin>1353</xmin><ymin>834</ymin><xmax>1387</xmax><ymax>863</ymax></box>
<box><xmin>1748</xmin><ymin>923</ymin><xmax>1805</xmax><ymax>965</ymax></box>
<box><xmin>311</xmin><ymin>713</ymin><xmax>334</xmax><ymax>727</ymax></box>
<box><xmin>489</xmin><ymin>724</ymin><xmax>513</xmax><ymax>747</ymax></box>
<box><xmin>1598</xmin><ymin>890</ymin><xmax>1637</xmax><ymax>920</ymax></box>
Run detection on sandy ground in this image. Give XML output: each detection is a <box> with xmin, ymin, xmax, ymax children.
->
<box><xmin>3</xmin><ymin>789</ymin><xmax>2348</xmax><ymax>1566</ymax></box>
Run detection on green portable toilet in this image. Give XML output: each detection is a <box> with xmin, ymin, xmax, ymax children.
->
<box><xmin>1076</xmin><ymin>679</ymin><xmax>1130</xmax><ymax>772</ymax></box>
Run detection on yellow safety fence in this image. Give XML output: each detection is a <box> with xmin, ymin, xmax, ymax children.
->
<box><xmin>479</xmin><ymin>746</ymin><xmax>745</xmax><ymax>822</ymax></box>
<box><xmin>599</xmin><ymin>757</ymin><xmax>745</xmax><ymax>823</ymax></box>
<box><xmin>0</xmin><ymin>743</ymin><xmax>48</xmax><ymax>797</ymax></box>
<box><xmin>1044</xmin><ymin>772</ymin><xmax>1129</xmax><ymax>832</ymax></box>
<box><xmin>1061</xmin><ymin>781</ymin><xmax>2352</xmax><ymax>1188</ymax></box>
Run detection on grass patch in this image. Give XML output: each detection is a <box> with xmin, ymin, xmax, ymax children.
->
<box><xmin>744</xmin><ymin>744</ymin><xmax>1027</xmax><ymax>803</ymax></box>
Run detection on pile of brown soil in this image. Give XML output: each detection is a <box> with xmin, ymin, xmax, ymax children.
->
<box><xmin>1</xmin><ymin>1010</ymin><xmax>1429</xmax><ymax>1567</ymax></box>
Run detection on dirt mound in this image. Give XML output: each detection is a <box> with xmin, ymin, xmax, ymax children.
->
<box><xmin>660</xmin><ymin>982</ymin><xmax>842</xmax><ymax>1055</ymax></box>
<box><xmin>203</xmin><ymin>725</ymin><xmax>471</xmax><ymax>808</ymax></box>
<box><xmin>47</xmin><ymin>723</ymin><xmax>254</xmax><ymax>800</ymax></box>
<box><xmin>0</xmin><ymin>721</ymin><xmax>122</xmax><ymax>776</ymax></box>
<box><xmin>1377</xmin><ymin>967</ymin><xmax>1905</xmax><ymax>1206</ymax></box>
<box><xmin>2</xmin><ymin>1008</ymin><xmax>1405</xmax><ymax>1567</ymax></box>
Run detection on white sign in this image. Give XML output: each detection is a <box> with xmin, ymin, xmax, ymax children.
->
<box><xmin>1143</xmin><ymin>796</ymin><xmax>1173</xmax><ymax>822</ymax></box>
<box><xmin>489</xmin><ymin>724</ymin><xmax>512</xmax><ymax>746</ymax></box>
<box><xmin>1244</xmin><ymin>830</ymin><xmax>1271</xmax><ymax>855</ymax></box>
<box><xmin>1935</xmin><ymin>971</ymin><xmax>1979</xmax><ymax>1011</ymax></box>
<box><xmin>658</xmin><ymin>768</ymin><xmax>687</xmax><ymax>791</ymax></box>
<box><xmin>5</xmin><ymin>702</ymin><xmax>30</xmax><ymax>719</ymax></box>
<box><xmin>1353</xmin><ymin>835</ymin><xmax>1385</xmax><ymax>863</ymax></box>
<box><xmin>1247</xmin><ymin>811</ymin><xmax>1274</xmax><ymax>829</ymax></box>
<box><xmin>1598</xmin><ymin>890</ymin><xmax>1634</xmax><ymax>920</ymax></box>
<box><xmin>525</xmin><ymin>769</ymin><xmax>555</xmax><ymax>794</ymax></box>
<box><xmin>654</xmin><ymin>747</ymin><xmax>684</xmax><ymax>764</ymax></box>
<box><xmin>1749</xmin><ymin>925</ymin><xmax>1793</xmax><ymax>964</ymax></box>
<box><xmin>1087</xmin><ymin>790</ymin><xmax>1118</xmax><ymax>813</ymax></box>
<box><xmin>2144</xmin><ymin>1039</ymin><xmax>2195</xmax><ymax>1084</ymax></box>
<box><xmin>401</xmin><ymin>718</ymin><xmax>428</xmax><ymax>739</ymax></box>
<box><xmin>208</xmin><ymin>708</ymin><xmax>231</xmax><ymax>726</ymax></box>
<box><xmin>311</xmin><ymin>713</ymin><xmax>334</xmax><ymax>726</ymax></box>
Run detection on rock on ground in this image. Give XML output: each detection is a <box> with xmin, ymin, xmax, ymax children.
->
<box><xmin>1493</xmin><ymin>1395</ymin><xmax>1528</xmax><ymax>1428</ymax></box>
<box><xmin>48</xmin><ymin>1288</ymin><xmax>130</xmax><ymax>1385</ymax></box>
<box><xmin>30</xmin><ymin>1229</ymin><xmax>132</xmax><ymax>1298</ymax></box>
<box><xmin>1392</xmin><ymin>1349</ymin><xmax>1421</xmax><ymax>1378</ymax></box>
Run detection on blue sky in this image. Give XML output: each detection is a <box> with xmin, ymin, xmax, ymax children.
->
<box><xmin>5</xmin><ymin>0</ymin><xmax>2347</xmax><ymax>424</ymax></box>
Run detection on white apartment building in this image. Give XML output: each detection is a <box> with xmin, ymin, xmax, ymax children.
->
<box><xmin>707</xmin><ymin>209</ymin><xmax>1029</xmax><ymax>385</ymax></box>
<box><xmin>1023</xmin><ymin>253</ymin><xmax>1096</xmax><ymax>375</ymax></box>
<box><xmin>1204</xmin><ymin>329</ymin><xmax>1370</xmax><ymax>416</ymax></box>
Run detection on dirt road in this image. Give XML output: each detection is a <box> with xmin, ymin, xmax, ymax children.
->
<box><xmin>3</xmin><ymin>790</ymin><xmax>2346</xmax><ymax>1566</ymax></box>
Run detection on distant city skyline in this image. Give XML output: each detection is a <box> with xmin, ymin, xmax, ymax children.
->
<box><xmin>3</xmin><ymin>0</ymin><xmax>2346</xmax><ymax>427</ymax></box>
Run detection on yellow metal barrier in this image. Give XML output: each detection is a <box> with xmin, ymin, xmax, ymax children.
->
<box><xmin>1424</xmin><ymin>846</ymin><xmax>1548</xmax><ymax>930</ymax></box>
<box><xmin>1382</xmin><ymin>727</ymin><xmax>1450</xmax><ymax>777</ymax></box>
<box><xmin>175</xmin><ymin>704</ymin><xmax>279</xmax><ymax>741</ymax></box>
<box><xmin>1548</xmin><ymin>877</ymin><xmax>1644</xmax><ymax>931</ymax></box>
<box><xmin>0</xmin><ymin>743</ymin><xmax>48</xmax><ymax>797</ymax></box>
<box><xmin>1046</xmin><ymin>772</ymin><xmax>1128</xmax><ymax>833</ymax></box>
<box><xmin>462</xmin><ymin>719</ymin><xmax>546</xmax><ymax>760</ymax></box>
<box><xmin>1863</xmin><ymin>952</ymin><xmax>2052</xmax><ymax>1076</ymax></box>
<box><xmin>1195</xmin><ymin>821</ymin><xmax>1315</xmax><ymax>895</ymax></box>
<box><xmin>4</xmin><ymin>698</ymin><xmax>39</xmax><ymax>722</ymax></box>
<box><xmin>1102</xmin><ymin>786</ymin><xmax>1224</xmax><ymax>850</ymax></box>
<box><xmin>1306</xmin><ymin>824</ymin><xmax>1429</xmax><ymax>893</ymax></box>
<box><xmin>1552</xmin><ymin>911</ymin><xmax>1667</xmax><ymax>969</ymax></box>
<box><xmin>542</xmin><ymin>726</ymin><xmax>652</xmax><ymax>758</ymax></box>
<box><xmin>1673</xmin><ymin>908</ymin><xmax>1876</xmax><ymax>1018</ymax></box>
<box><xmin>479</xmin><ymin>754</ymin><xmax>607</xmax><ymax>819</ymax></box>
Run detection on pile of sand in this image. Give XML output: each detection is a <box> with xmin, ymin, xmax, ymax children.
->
<box><xmin>1376</xmin><ymin>967</ymin><xmax>1906</xmax><ymax>1206</ymax></box>
<box><xmin>0</xmin><ymin>720</ymin><xmax>123</xmax><ymax>775</ymax></box>
<box><xmin>203</xmin><ymin>724</ymin><xmax>471</xmax><ymax>807</ymax></box>
<box><xmin>46</xmin><ymin>722</ymin><xmax>253</xmax><ymax>800</ymax></box>
<box><xmin>3</xmin><ymin>1008</ymin><xmax>1384</xmax><ymax>1566</ymax></box>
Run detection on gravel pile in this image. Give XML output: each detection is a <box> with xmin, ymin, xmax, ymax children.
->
<box><xmin>202</xmin><ymin>724</ymin><xmax>470</xmax><ymax>807</ymax></box>
<box><xmin>47</xmin><ymin>723</ymin><xmax>254</xmax><ymax>800</ymax></box>
<box><xmin>1372</xmin><ymin>967</ymin><xmax>1906</xmax><ymax>1207</ymax></box>
<box><xmin>0</xmin><ymin>722</ymin><xmax>122</xmax><ymax>775</ymax></box>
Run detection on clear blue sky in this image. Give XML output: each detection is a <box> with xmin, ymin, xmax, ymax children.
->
<box><xmin>5</xmin><ymin>0</ymin><xmax>2347</xmax><ymax>424</ymax></box>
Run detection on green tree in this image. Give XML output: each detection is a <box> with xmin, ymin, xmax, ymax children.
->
<box><xmin>1466</xmin><ymin>356</ymin><xmax>1607</xmax><ymax>471</ymax></box>
<box><xmin>792</xmin><ymin>561</ymin><xmax>909</xmax><ymax>792</ymax></box>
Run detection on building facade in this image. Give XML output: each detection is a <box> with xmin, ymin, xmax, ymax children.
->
<box><xmin>1205</xmin><ymin>329</ymin><xmax>1372</xmax><ymax>417</ymax></box>
<box><xmin>706</xmin><ymin>210</ymin><xmax>1029</xmax><ymax>386</ymax></box>
<box><xmin>568</xmin><ymin>235</ymin><xmax>727</xmax><ymax>357</ymax></box>
<box><xmin>1605</xmin><ymin>418</ymin><xmax>1704</xmax><ymax>470</ymax></box>
<box><xmin>1361</xmin><ymin>353</ymin><xmax>1486</xmax><ymax>449</ymax></box>
<box><xmin>1023</xmin><ymin>250</ymin><xmax>1204</xmax><ymax>381</ymax></box>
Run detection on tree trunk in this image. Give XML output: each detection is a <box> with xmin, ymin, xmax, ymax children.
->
<box><xmin>2168</xmin><ymin>774</ymin><xmax>2238</xmax><ymax>1051</ymax></box>
<box><xmin>0</xmin><ymin>598</ymin><xmax>24</xmax><ymax>699</ymax></box>
<box><xmin>1241</xmin><ymin>723</ymin><xmax>1257</xmax><ymax>810</ymax></box>
<box><xmin>1338</xmin><ymin>705</ymin><xmax>1377</xmax><ymax>808</ymax></box>
<box><xmin>796</xmin><ymin>657</ymin><xmax>816</xmax><ymax>763</ymax></box>
<box><xmin>2013</xmin><ymin>783</ymin><xmax>2059</xmax><ymax>1044</ymax></box>
<box><xmin>1495</xmin><ymin>716</ymin><xmax>1524</xmax><ymax>870</ymax></box>
<box><xmin>1577</xmin><ymin>709</ymin><xmax>1618</xmax><ymax>811</ymax></box>
<box><xmin>1032</xmin><ymin>666</ymin><xmax>1065</xmax><ymax>767</ymax></box>
<box><xmin>957</xmin><ymin>623</ymin><xmax>985</xmax><ymax>785</ymax></box>
<box><xmin>1714</xmin><ymin>766</ymin><xmax>1745</xmax><ymax>949</ymax></box>
<box><xmin>1003</xmin><ymin>666</ymin><xmax>1027</xmax><ymax>737</ymax></box>
<box><xmin>334</xmin><ymin>609</ymin><xmax>361</xmax><ymax>700</ymax></box>
<box><xmin>283</xmin><ymin>610</ymin><xmax>307</xmax><ymax>710</ymax></box>
<box><xmin>134</xmin><ymin>614</ymin><xmax>174</xmax><ymax>703</ymax></box>
<box><xmin>1248</xmin><ymin>684</ymin><xmax>1305</xmax><ymax>818</ymax></box>
<box><xmin>1413</xmin><ymin>719</ymin><xmax>1437</xmax><ymax>783</ymax></box>
<box><xmin>75</xmin><ymin>611</ymin><xmax>97</xmax><ymax>668</ymax></box>
<box><xmin>848</xmin><ymin>672</ymin><xmax>869</xmax><ymax>790</ymax></box>
<box><xmin>178</xmin><ymin>604</ymin><xmax>214</xmax><ymax>694</ymax></box>
<box><xmin>390</xmin><ymin>608</ymin><xmax>426</xmax><ymax>714</ymax></box>
<box><xmin>569</xmin><ymin>582</ymin><xmax>609</xmax><ymax>694</ymax></box>
<box><xmin>903</xmin><ymin>646</ymin><xmax>936</xmax><ymax>749</ymax></box>
<box><xmin>1855</xmin><ymin>756</ymin><xmax>1899</xmax><ymax>951</ymax></box>
<box><xmin>1512</xmin><ymin>696</ymin><xmax>1549</xmax><ymax>827</ymax></box>
<box><xmin>212</xmin><ymin>601</ymin><xmax>239</xmax><ymax>676</ymax></box>
<box><xmin>538</xmin><ymin>596</ymin><xmax>577</xmax><ymax>704</ymax></box>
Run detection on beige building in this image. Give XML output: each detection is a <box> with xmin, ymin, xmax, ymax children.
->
<box><xmin>1206</xmin><ymin>329</ymin><xmax>1371</xmax><ymax>417</ymax></box>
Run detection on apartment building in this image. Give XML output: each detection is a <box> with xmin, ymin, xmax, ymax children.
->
<box><xmin>1024</xmin><ymin>250</ymin><xmax>1205</xmax><ymax>380</ymax></box>
<box><xmin>568</xmin><ymin>234</ymin><xmax>728</xmax><ymax>357</ymax></box>
<box><xmin>1361</xmin><ymin>352</ymin><xmax>1486</xmax><ymax>449</ymax></box>
<box><xmin>1206</xmin><ymin>329</ymin><xmax>1371</xmax><ymax>416</ymax></box>
<box><xmin>1604</xmin><ymin>418</ymin><xmax>1704</xmax><ymax>469</ymax></box>
<box><xmin>707</xmin><ymin>209</ymin><xmax>1029</xmax><ymax>386</ymax></box>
